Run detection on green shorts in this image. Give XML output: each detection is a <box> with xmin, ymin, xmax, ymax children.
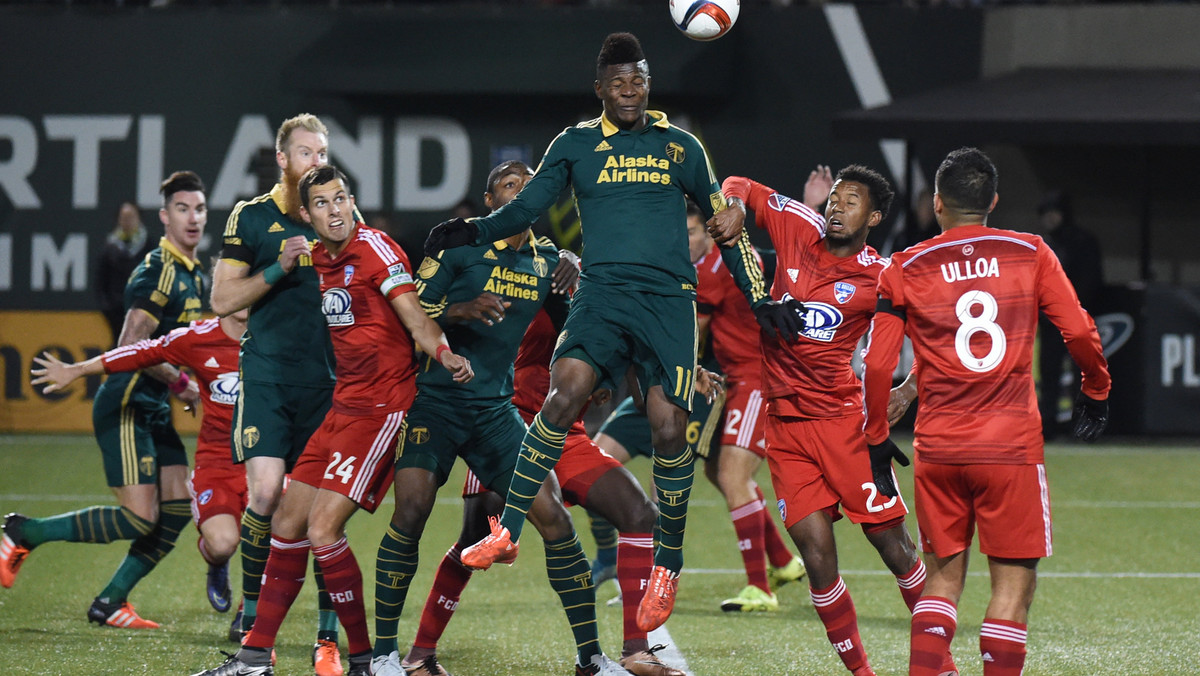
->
<box><xmin>93</xmin><ymin>375</ymin><xmax>187</xmax><ymax>488</ymax></box>
<box><xmin>596</xmin><ymin>389</ymin><xmax>725</xmax><ymax>461</ymax></box>
<box><xmin>394</xmin><ymin>395</ymin><xmax>525</xmax><ymax>492</ymax></box>
<box><xmin>233</xmin><ymin>380</ymin><xmax>333</xmax><ymax>470</ymax></box>
<box><xmin>554</xmin><ymin>283</ymin><xmax>697</xmax><ymax>411</ymax></box>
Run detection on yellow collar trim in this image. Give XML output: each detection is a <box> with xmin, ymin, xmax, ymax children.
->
<box><xmin>601</xmin><ymin>110</ymin><xmax>670</xmax><ymax>137</ymax></box>
<box><xmin>159</xmin><ymin>237</ymin><xmax>199</xmax><ymax>272</ymax></box>
<box><xmin>269</xmin><ymin>183</ymin><xmax>287</xmax><ymax>213</ymax></box>
<box><xmin>493</xmin><ymin>230</ymin><xmax>536</xmax><ymax>251</ymax></box>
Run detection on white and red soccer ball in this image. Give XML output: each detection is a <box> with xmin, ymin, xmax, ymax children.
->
<box><xmin>670</xmin><ymin>0</ymin><xmax>740</xmax><ymax>42</ymax></box>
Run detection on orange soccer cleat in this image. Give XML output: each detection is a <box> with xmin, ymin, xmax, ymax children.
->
<box><xmin>87</xmin><ymin>597</ymin><xmax>161</xmax><ymax>629</ymax></box>
<box><xmin>635</xmin><ymin>566</ymin><xmax>679</xmax><ymax>632</ymax></box>
<box><xmin>312</xmin><ymin>638</ymin><xmax>344</xmax><ymax>676</ymax></box>
<box><xmin>460</xmin><ymin>516</ymin><xmax>518</xmax><ymax>570</ymax></box>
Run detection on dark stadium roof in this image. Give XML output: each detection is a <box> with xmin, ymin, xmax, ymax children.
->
<box><xmin>832</xmin><ymin>69</ymin><xmax>1200</xmax><ymax>146</ymax></box>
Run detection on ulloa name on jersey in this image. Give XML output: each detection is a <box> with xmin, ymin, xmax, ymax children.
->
<box><xmin>941</xmin><ymin>257</ymin><xmax>999</xmax><ymax>283</ymax></box>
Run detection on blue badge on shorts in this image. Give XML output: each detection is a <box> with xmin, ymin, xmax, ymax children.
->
<box><xmin>199</xmin><ymin>489</ymin><xmax>213</xmax><ymax>505</ymax></box>
<box><xmin>777</xmin><ymin>498</ymin><xmax>787</xmax><ymax>522</ymax></box>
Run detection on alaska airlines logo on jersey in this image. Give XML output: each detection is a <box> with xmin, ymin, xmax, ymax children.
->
<box><xmin>799</xmin><ymin>301</ymin><xmax>844</xmax><ymax>342</ymax></box>
<box><xmin>209</xmin><ymin>372</ymin><xmax>240</xmax><ymax>405</ymax></box>
<box><xmin>484</xmin><ymin>266</ymin><xmax>541</xmax><ymax>301</ymax></box>
<box><xmin>768</xmin><ymin>194</ymin><xmax>791</xmax><ymax>212</ymax></box>
<box><xmin>322</xmin><ymin>288</ymin><xmax>355</xmax><ymax>327</ymax></box>
<box><xmin>834</xmin><ymin>282</ymin><xmax>856</xmax><ymax>304</ymax></box>
<box><xmin>941</xmin><ymin>257</ymin><xmax>999</xmax><ymax>283</ymax></box>
<box><xmin>344</xmin><ymin>265</ymin><xmax>355</xmax><ymax>286</ymax></box>
<box><xmin>596</xmin><ymin>155</ymin><xmax>673</xmax><ymax>186</ymax></box>
<box><xmin>665</xmin><ymin>142</ymin><xmax>685</xmax><ymax>164</ymax></box>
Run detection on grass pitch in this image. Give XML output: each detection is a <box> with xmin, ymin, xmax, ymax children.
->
<box><xmin>0</xmin><ymin>434</ymin><xmax>1197</xmax><ymax>675</ymax></box>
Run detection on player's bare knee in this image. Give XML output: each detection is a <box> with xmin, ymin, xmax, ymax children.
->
<box><xmin>541</xmin><ymin>386</ymin><xmax>588</xmax><ymax>428</ymax></box>
<box><xmin>205</xmin><ymin>530</ymin><xmax>239</xmax><ymax>562</ymax></box>
<box><xmin>389</xmin><ymin>500</ymin><xmax>431</xmax><ymax>539</ymax></box>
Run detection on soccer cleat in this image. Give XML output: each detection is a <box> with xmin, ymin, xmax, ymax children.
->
<box><xmin>370</xmin><ymin>651</ymin><xmax>402</xmax><ymax>676</ymax></box>
<box><xmin>636</xmin><ymin>566</ymin><xmax>679</xmax><ymax>632</ymax></box>
<box><xmin>590</xmin><ymin>557</ymin><xmax>617</xmax><ymax>587</ymax></box>
<box><xmin>719</xmin><ymin>584</ymin><xmax>780</xmax><ymax>613</ymax></box>
<box><xmin>619</xmin><ymin>644</ymin><xmax>685</xmax><ymax>676</ymax></box>
<box><xmin>229</xmin><ymin>603</ymin><xmax>245</xmax><ymax>643</ymax></box>
<box><xmin>0</xmin><ymin>513</ymin><xmax>32</xmax><ymax>588</ymax></box>
<box><xmin>207</xmin><ymin>559</ymin><xmax>233</xmax><ymax>613</ymax></box>
<box><xmin>767</xmin><ymin>556</ymin><xmax>806</xmax><ymax>590</ymax></box>
<box><xmin>189</xmin><ymin>650</ymin><xmax>273</xmax><ymax>676</ymax></box>
<box><xmin>402</xmin><ymin>654</ymin><xmax>453</xmax><ymax>676</ymax></box>
<box><xmin>460</xmin><ymin>516</ymin><xmax>518</xmax><ymax>570</ymax></box>
<box><xmin>87</xmin><ymin>597</ymin><xmax>160</xmax><ymax>629</ymax></box>
<box><xmin>345</xmin><ymin>655</ymin><xmax>373</xmax><ymax>676</ymax></box>
<box><xmin>313</xmin><ymin>639</ymin><xmax>344</xmax><ymax>676</ymax></box>
<box><xmin>575</xmin><ymin>653</ymin><xmax>629</xmax><ymax>676</ymax></box>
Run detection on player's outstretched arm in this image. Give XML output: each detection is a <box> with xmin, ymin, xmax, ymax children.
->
<box><xmin>210</xmin><ymin>236</ymin><xmax>309</xmax><ymax>316</ymax></box>
<box><xmin>803</xmin><ymin>165</ymin><xmax>833</xmax><ymax>210</ymax></box>
<box><xmin>391</xmin><ymin>291</ymin><xmax>473</xmax><ymax>383</ymax></box>
<box><xmin>115</xmin><ymin>307</ymin><xmax>200</xmax><ymax>410</ymax></box>
<box><xmin>30</xmin><ymin>352</ymin><xmax>105</xmax><ymax>393</ymax></box>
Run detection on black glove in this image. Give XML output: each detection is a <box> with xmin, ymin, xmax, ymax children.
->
<box><xmin>424</xmin><ymin>217</ymin><xmax>478</xmax><ymax>257</ymax></box>
<box><xmin>753</xmin><ymin>299</ymin><xmax>806</xmax><ymax>343</ymax></box>
<box><xmin>1072</xmin><ymin>393</ymin><xmax>1109</xmax><ymax>442</ymax></box>
<box><xmin>868</xmin><ymin>437</ymin><xmax>910</xmax><ymax>498</ymax></box>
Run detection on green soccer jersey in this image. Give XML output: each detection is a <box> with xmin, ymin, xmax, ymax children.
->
<box><xmin>471</xmin><ymin>111</ymin><xmax>767</xmax><ymax>306</ymax></box>
<box><xmin>101</xmin><ymin>237</ymin><xmax>206</xmax><ymax>409</ymax></box>
<box><xmin>221</xmin><ymin>184</ymin><xmax>335</xmax><ymax>386</ymax></box>
<box><xmin>415</xmin><ymin>232</ymin><xmax>567</xmax><ymax>404</ymax></box>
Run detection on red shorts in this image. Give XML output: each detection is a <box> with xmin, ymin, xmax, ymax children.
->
<box><xmin>765</xmin><ymin>413</ymin><xmax>909</xmax><ymax>529</ymax></box>
<box><xmin>290</xmin><ymin>410</ymin><xmax>403</xmax><ymax>514</ymax></box>
<box><xmin>556</xmin><ymin>431</ymin><xmax>622</xmax><ymax>508</ymax></box>
<box><xmin>188</xmin><ymin>463</ymin><xmax>248</xmax><ymax>527</ymax></box>
<box><xmin>462</xmin><ymin>470</ymin><xmax>487</xmax><ymax>498</ymax></box>
<box><xmin>914</xmin><ymin>461</ymin><xmax>1052</xmax><ymax>560</ymax></box>
<box><xmin>721</xmin><ymin>380</ymin><xmax>767</xmax><ymax>456</ymax></box>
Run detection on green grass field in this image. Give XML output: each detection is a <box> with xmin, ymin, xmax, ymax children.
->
<box><xmin>0</xmin><ymin>434</ymin><xmax>1197</xmax><ymax>675</ymax></box>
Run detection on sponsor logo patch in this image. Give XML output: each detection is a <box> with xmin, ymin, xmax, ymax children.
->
<box><xmin>417</xmin><ymin>257</ymin><xmax>440</xmax><ymax>279</ymax></box>
<box><xmin>268</xmin><ymin>223</ymin><xmax>285</xmax><ymax>233</ymax></box>
<box><xmin>666</xmin><ymin>142</ymin><xmax>686</xmax><ymax>163</ymax></box>
<box><xmin>344</xmin><ymin>264</ymin><xmax>355</xmax><ymax>286</ymax></box>
<box><xmin>768</xmin><ymin>193</ymin><xmax>791</xmax><ymax>211</ymax></box>
<box><xmin>833</xmin><ymin>281</ymin><xmax>856</xmax><ymax>304</ymax></box>
<box><xmin>408</xmin><ymin>427</ymin><xmax>430</xmax><ymax>444</ymax></box>
<box><xmin>799</xmin><ymin>301</ymin><xmax>844</xmax><ymax>343</ymax></box>
<box><xmin>242</xmin><ymin>426</ymin><xmax>260</xmax><ymax>449</ymax></box>
<box><xmin>322</xmin><ymin>288</ymin><xmax>354</xmax><ymax>327</ymax></box>
<box><xmin>594</xmin><ymin>140</ymin><xmax>612</xmax><ymax>152</ymax></box>
<box><xmin>209</xmin><ymin>372</ymin><xmax>240</xmax><ymax>405</ymax></box>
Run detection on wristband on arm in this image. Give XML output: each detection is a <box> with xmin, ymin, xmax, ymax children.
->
<box><xmin>262</xmin><ymin>261</ymin><xmax>286</xmax><ymax>285</ymax></box>
<box><xmin>435</xmin><ymin>344</ymin><xmax>451</xmax><ymax>363</ymax></box>
<box><xmin>169</xmin><ymin>372</ymin><xmax>190</xmax><ymax>395</ymax></box>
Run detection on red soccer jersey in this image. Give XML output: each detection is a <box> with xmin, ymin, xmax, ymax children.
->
<box><xmin>102</xmin><ymin>318</ymin><xmax>239</xmax><ymax>467</ymax></box>
<box><xmin>723</xmin><ymin>176</ymin><xmax>887</xmax><ymax>419</ymax></box>
<box><xmin>512</xmin><ymin>308</ymin><xmax>588</xmax><ymax>437</ymax></box>
<box><xmin>863</xmin><ymin>224</ymin><xmax>1111</xmax><ymax>464</ymax></box>
<box><xmin>695</xmin><ymin>242</ymin><xmax>764</xmax><ymax>385</ymax></box>
<box><xmin>312</xmin><ymin>225</ymin><xmax>419</xmax><ymax>416</ymax></box>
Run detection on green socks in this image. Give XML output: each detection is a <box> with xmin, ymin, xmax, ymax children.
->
<box><xmin>374</xmin><ymin>525</ymin><xmax>419</xmax><ymax>658</ymax></box>
<box><xmin>500</xmin><ymin>413</ymin><xmax>569</xmax><ymax>539</ymax></box>
<box><xmin>22</xmin><ymin>505</ymin><xmax>153</xmax><ymax>547</ymax></box>
<box><xmin>652</xmin><ymin>446</ymin><xmax>696</xmax><ymax>573</ymax></box>
<box><xmin>544</xmin><ymin>532</ymin><xmax>600</xmax><ymax>667</ymax></box>
<box><xmin>98</xmin><ymin>499</ymin><xmax>190</xmax><ymax>602</ymax></box>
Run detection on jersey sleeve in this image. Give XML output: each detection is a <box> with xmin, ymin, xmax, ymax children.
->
<box><xmin>472</xmin><ymin>129</ymin><xmax>573</xmax><ymax>244</ymax></box>
<box><xmin>369</xmin><ymin>234</ymin><xmax>418</xmax><ymax>301</ymax></box>
<box><xmin>220</xmin><ymin>200</ymin><xmax>256</xmax><ymax>266</ymax></box>
<box><xmin>1035</xmin><ymin>241</ymin><xmax>1112</xmax><ymax>399</ymax></box>
<box><xmin>862</xmin><ymin>264</ymin><xmax>908</xmax><ymax>444</ymax></box>
<box><xmin>414</xmin><ymin>250</ymin><xmax>458</xmax><ymax>326</ymax></box>
<box><xmin>102</xmin><ymin>332</ymin><xmax>174</xmax><ymax>373</ymax></box>
<box><xmin>723</xmin><ymin>176</ymin><xmax>825</xmax><ymax>250</ymax></box>
<box><xmin>124</xmin><ymin>254</ymin><xmax>171</xmax><ymax>321</ymax></box>
<box><xmin>680</xmin><ymin>133</ymin><xmax>725</xmax><ymax>220</ymax></box>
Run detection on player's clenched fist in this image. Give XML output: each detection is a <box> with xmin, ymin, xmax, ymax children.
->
<box><xmin>278</xmin><ymin>235</ymin><xmax>311</xmax><ymax>273</ymax></box>
<box><xmin>438</xmin><ymin>347</ymin><xmax>474</xmax><ymax>384</ymax></box>
<box><xmin>707</xmin><ymin>197</ymin><xmax>746</xmax><ymax>246</ymax></box>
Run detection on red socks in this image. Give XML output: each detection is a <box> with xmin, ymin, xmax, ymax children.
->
<box><xmin>413</xmin><ymin>544</ymin><xmax>473</xmax><ymax>650</ymax></box>
<box><xmin>244</xmin><ymin>536</ymin><xmax>309</xmax><ymax>650</ymax></box>
<box><xmin>980</xmin><ymin>618</ymin><xmax>1027</xmax><ymax>675</ymax></box>
<box><xmin>810</xmin><ymin>577</ymin><xmax>870</xmax><ymax>673</ymax></box>
<box><xmin>910</xmin><ymin>596</ymin><xmax>957</xmax><ymax>675</ymax></box>
<box><xmin>896</xmin><ymin>558</ymin><xmax>927</xmax><ymax>612</ymax></box>
<box><xmin>730</xmin><ymin>500</ymin><xmax>770</xmax><ymax>592</ymax></box>
<box><xmin>312</xmin><ymin>537</ymin><xmax>371</xmax><ymax>656</ymax></box>
<box><xmin>617</xmin><ymin>533</ymin><xmax>653</xmax><ymax>642</ymax></box>
<box><xmin>755</xmin><ymin>486</ymin><xmax>793</xmax><ymax>569</ymax></box>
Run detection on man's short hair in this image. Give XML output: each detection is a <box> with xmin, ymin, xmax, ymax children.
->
<box><xmin>276</xmin><ymin>113</ymin><xmax>328</xmax><ymax>155</ymax></box>
<box><xmin>685</xmin><ymin>199</ymin><xmax>704</xmax><ymax>221</ymax></box>
<box><xmin>160</xmin><ymin>171</ymin><xmax>205</xmax><ymax>207</ymax></box>
<box><xmin>298</xmin><ymin>165</ymin><xmax>350</xmax><ymax>209</ymax></box>
<box><xmin>486</xmin><ymin>160</ymin><xmax>533</xmax><ymax>196</ymax></box>
<box><xmin>597</xmin><ymin>32</ymin><xmax>646</xmax><ymax>77</ymax></box>
<box><xmin>935</xmin><ymin>147</ymin><xmax>998</xmax><ymax>215</ymax></box>
<box><xmin>835</xmin><ymin>165</ymin><xmax>895</xmax><ymax>219</ymax></box>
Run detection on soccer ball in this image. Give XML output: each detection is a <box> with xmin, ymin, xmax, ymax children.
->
<box><xmin>670</xmin><ymin>0</ymin><xmax>740</xmax><ymax>42</ymax></box>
